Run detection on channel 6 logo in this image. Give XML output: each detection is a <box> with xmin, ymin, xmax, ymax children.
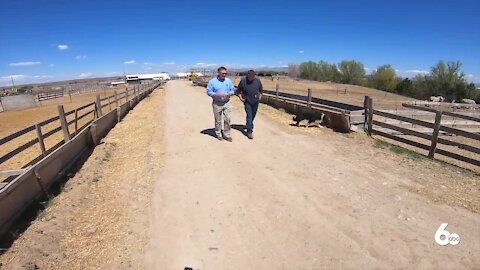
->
<box><xmin>435</xmin><ymin>223</ymin><xmax>460</xmax><ymax>246</ymax></box>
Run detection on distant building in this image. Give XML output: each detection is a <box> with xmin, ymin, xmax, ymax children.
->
<box><xmin>125</xmin><ymin>73</ymin><xmax>170</xmax><ymax>83</ymax></box>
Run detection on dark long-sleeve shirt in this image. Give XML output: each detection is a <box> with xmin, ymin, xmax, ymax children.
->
<box><xmin>237</xmin><ymin>77</ymin><xmax>263</xmax><ymax>104</ymax></box>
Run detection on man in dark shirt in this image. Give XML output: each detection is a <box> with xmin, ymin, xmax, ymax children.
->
<box><xmin>237</xmin><ymin>70</ymin><xmax>263</xmax><ymax>139</ymax></box>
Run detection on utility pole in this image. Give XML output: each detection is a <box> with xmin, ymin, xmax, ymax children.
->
<box><xmin>11</xmin><ymin>76</ymin><xmax>16</xmax><ymax>93</ymax></box>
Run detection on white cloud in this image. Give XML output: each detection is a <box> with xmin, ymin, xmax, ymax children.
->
<box><xmin>124</xmin><ymin>60</ymin><xmax>136</xmax><ymax>65</ymax></box>
<box><xmin>106</xmin><ymin>72</ymin><xmax>119</xmax><ymax>76</ymax></box>
<box><xmin>144</xmin><ymin>66</ymin><xmax>153</xmax><ymax>70</ymax></box>
<box><xmin>58</xmin><ymin>44</ymin><xmax>69</xmax><ymax>50</ymax></box>
<box><xmin>0</xmin><ymin>74</ymin><xmax>27</xmax><ymax>85</ymax></box>
<box><xmin>465</xmin><ymin>74</ymin><xmax>480</xmax><ymax>83</ymax></box>
<box><xmin>280</xmin><ymin>65</ymin><xmax>288</xmax><ymax>68</ymax></box>
<box><xmin>1</xmin><ymin>74</ymin><xmax>27</xmax><ymax>81</ymax></box>
<box><xmin>78</xmin><ymin>72</ymin><xmax>93</xmax><ymax>78</ymax></box>
<box><xmin>76</xmin><ymin>55</ymin><xmax>87</xmax><ymax>60</ymax></box>
<box><xmin>49</xmin><ymin>64</ymin><xmax>54</xmax><ymax>67</ymax></box>
<box><xmin>9</xmin><ymin>61</ymin><xmax>41</xmax><ymax>67</ymax></box>
<box><xmin>33</xmin><ymin>75</ymin><xmax>54</xmax><ymax>79</ymax></box>
<box><xmin>405</xmin><ymin>69</ymin><xmax>429</xmax><ymax>74</ymax></box>
<box><xmin>194</xmin><ymin>62</ymin><xmax>217</xmax><ymax>67</ymax></box>
<box><xmin>0</xmin><ymin>74</ymin><xmax>57</xmax><ymax>86</ymax></box>
<box><xmin>298</xmin><ymin>50</ymin><xmax>304</xmax><ymax>54</ymax></box>
<box><xmin>260</xmin><ymin>64</ymin><xmax>267</xmax><ymax>67</ymax></box>
<box><xmin>163</xmin><ymin>62</ymin><xmax>175</xmax><ymax>65</ymax></box>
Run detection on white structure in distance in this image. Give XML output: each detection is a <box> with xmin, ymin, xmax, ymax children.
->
<box><xmin>126</xmin><ymin>73</ymin><xmax>171</xmax><ymax>82</ymax></box>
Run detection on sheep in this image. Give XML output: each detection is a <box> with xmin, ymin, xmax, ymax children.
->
<box><xmin>429</xmin><ymin>96</ymin><xmax>445</xmax><ymax>102</ymax></box>
<box><xmin>461</xmin><ymin>99</ymin><xmax>476</xmax><ymax>104</ymax></box>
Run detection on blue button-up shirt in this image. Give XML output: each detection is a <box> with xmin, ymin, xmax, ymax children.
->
<box><xmin>207</xmin><ymin>77</ymin><xmax>235</xmax><ymax>103</ymax></box>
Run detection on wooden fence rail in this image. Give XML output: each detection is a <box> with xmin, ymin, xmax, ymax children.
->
<box><xmin>365</xmin><ymin>97</ymin><xmax>480</xmax><ymax>167</ymax></box>
<box><xmin>0</xmin><ymin>82</ymin><xmax>162</xmax><ymax>236</ymax></box>
<box><xmin>0</xmin><ymin>83</ymin><xmax>163</xmax><ymax>180</ymax></box>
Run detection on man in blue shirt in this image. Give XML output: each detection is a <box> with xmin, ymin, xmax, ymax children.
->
<box><xmin>207</xmin><ymin>67</ymin><xmax>235</xmax><ymax>141</ymax></box>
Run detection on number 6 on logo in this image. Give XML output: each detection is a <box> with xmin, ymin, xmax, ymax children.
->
<box><xmin>435</xmin><ymin>223</ymin><xmax>450</xmax><ymax>246</ymax></box>
<box><xmin>435</xmin><ymin>223</ymin><xmax>460</xmax><ymax>246</ymax></box>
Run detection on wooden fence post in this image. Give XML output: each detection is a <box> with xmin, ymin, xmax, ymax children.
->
<box><xmin>57</xmin><ymin>105</ymin><xmax>71</xmax><ymax>142</ymax></box>
<box><xmin>367</xmin><ymin>97</ymin><xmax>373</xmax><ymax>136</ymax></box>
<box><xmin>68</xmin><ymin>89</ymin><xmax>72</xmax><ymax>103</ymax></box>
<box><xmin>275</xmin><ymin>83</ymin><xmax>279</xmax><ymax>98</ymax></box>
<box><xmin>114</xmin><ymin>90</ymin><xmax>119</xmax><ymax>108</ymax></box>
<box><xmin>35</xmin><ymin>124</ymin><xmax>47</xmax><ymax>157</ymax></box>
<box><xmin>74</xmin><ymin>109</ymin><xmax>79</xmax><ymax>135</ymax></box>
<box><xmin>307</xmin><ymin>88</ymin><xmax>312</xmax><ymax>107</ymax></box>
<box><xmin>95</xmin><ymin>95</ymin><xmax>103</xmax><ymax>118</ymax></box>
<box><xmin>429</xmin><ymin>111</ymin><xmax>443</xmax><ymax>158</ymax></box>
<box><xmin>90</xmin><ymin>123</ymin><xmax>99</xmax><ymax>146</ymax></box>
<box><xmin>364</xmin><ymin>96</ymin><xmax>369</xmax><ymax>130</ymax></box>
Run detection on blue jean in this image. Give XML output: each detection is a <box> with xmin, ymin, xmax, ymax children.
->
<box><xmin>244</xmin><ymin>101</ymin><xmax>259</xmax><ymax>133</ymax></box>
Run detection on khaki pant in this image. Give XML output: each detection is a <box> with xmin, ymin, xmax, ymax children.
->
<box><xmin>212</xmin><ymin>101</ymin><xmax>232</xmax><ymax>137</ymax></box>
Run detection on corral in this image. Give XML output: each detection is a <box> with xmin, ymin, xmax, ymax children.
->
<box><xmin>0</xmin><ymin>82</ymin><xmax>162</xmax><ymax>236</ymax></box>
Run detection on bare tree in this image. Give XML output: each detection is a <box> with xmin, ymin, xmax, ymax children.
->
<box><xmin>288</xmin><ymin>63</ymin><xmax>300</xmax><ymax>78</ymax></box>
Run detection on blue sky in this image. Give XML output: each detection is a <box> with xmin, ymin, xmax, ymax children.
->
<box><xmin>1</xmin><ymin>0</ymin><xmax>479</xmax><ymax>86</ymax></box>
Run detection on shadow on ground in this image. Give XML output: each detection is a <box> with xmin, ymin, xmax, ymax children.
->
<box><xmin>200</xmin><ymin>124</ymin><xmax>247</xmax><ymax>139</ymax></box>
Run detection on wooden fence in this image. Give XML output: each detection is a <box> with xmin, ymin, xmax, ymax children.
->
<box><xmin>0</xmin><ymin>82</ymin><xmax>162</xmax><ymax>235</ymax></box>
<box><xmin>36</xmin><ymin>89</ymin><xmax>64</xmax><ymax>102</ymax></box>
<box><xmin>0</xmin><ymin>83</ymin><xmax>162</xmax><ymax>183</ymax></box>
<box><xmin>365</xmin><ymin>96</ymin><xmax>480</xmax><ymax>167</ymax></box>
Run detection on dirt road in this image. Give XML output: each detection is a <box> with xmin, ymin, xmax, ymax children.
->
<box><xmin>1</xmin><ymin>80</ymin><xmax>478</xmax><ymax>269</ymax></box>
<box><xmin>145</xmin><ymin>81</ymin><xmax>479</xmax><ymax>269</ymax></box>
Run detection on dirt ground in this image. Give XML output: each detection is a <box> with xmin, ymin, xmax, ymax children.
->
<box><xmin>0</xmin><ymin>80</ymin><xmax>479</xmax><ymax>269</ymax></box>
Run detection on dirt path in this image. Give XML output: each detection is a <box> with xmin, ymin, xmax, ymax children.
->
<box><xmin>0</xmin><ymin>80</ymin><xmax>478</xmax><ymax>269</ymax></box>
<box><xmin>145</xmin><ymin>81</ymin><xmax>479</xmax><ymax>269</ymax></box>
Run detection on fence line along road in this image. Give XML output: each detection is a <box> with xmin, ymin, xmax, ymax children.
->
<box><xmin>0</xmin><ymin>81</ymin><xmax>164</xmax><ymax>236</ymax></box>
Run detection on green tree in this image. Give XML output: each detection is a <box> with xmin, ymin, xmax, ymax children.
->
<box><xmin>338</xmin><ymin>60</ymin><xmax>365</xmax><ymax>85</ymax></box>
<box><xmin>299</xmin><ymin>61</ymin><xmax>320</xmax><ymax>80</ymax></box>
<box><xmin>317</xmin><ymin>61</ymin><xmax>340</xmax><ymax>82</ymax></box>
<box><xmin>17</xmin><ymin>84</ymin><xmax>33</xmax><ymax>94</ymax></box>
<box><xmin>371</xmin><ymin>65</ymin><xmax>397</xmax><ymax>92</ymax></box>
<box><xmin>430</xmin><ymin>60</ymin><xmax>467</xmax><ymax>100</ymax></box>
<box><xmin>395</xmin><ymin>78</ymin><xmax>414</xmax><ymax>96</ymax></box>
